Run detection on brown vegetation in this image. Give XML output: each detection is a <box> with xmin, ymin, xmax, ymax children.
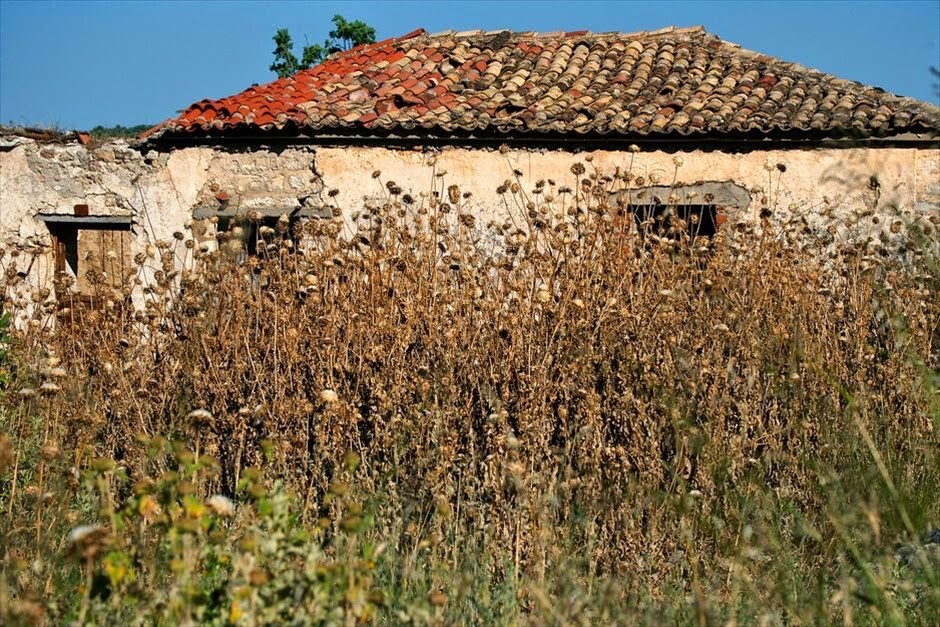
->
<box><xmin>1</xmin><ymin>162</ymin><xmax>938</xmax><ymax>624</ymax></box>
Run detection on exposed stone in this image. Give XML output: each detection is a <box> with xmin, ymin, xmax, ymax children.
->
<box><xmin>93</xmin><ymin>147</ymin><xmax>116</xmax><ymax>162</ymax></box>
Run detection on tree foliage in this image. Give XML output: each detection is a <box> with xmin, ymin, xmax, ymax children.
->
<box><xmin>89</xmin><ymin>124</ymin><xmax>153</xmax><ymax>139</ymax></box>
<box><xmin>270</xmin><ymin>15</ymin><xmax>376</xmax><ymax>78</ymax></box>
<box><xmin>270</xmin><ymin>28</ymin><xmax>301</xmax><ymax>79</ymax></box>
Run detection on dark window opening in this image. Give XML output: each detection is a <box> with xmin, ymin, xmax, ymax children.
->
<box><xmin>628</xmin><ymin>204</ymin><xmax>719</xmax><ymax>241</ymax></box>
<box><xmin>219</xmin><ymin>215</ymin><xmax>301</xmax><ymax>260</ymax></box>
<box><xmin>49</xmin><ymin>224</ymin><xmax>79</xmax><ymax>276</ymax></box>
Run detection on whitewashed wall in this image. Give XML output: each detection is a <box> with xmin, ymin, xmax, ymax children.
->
<box><xmin>1</xmin><ymin>134</ymin><xmax>937</xmax><ymax>326</ymax></box>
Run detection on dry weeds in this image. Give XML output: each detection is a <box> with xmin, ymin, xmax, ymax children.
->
<box><xmin>1</xmin><ymin>160</ymin><xmax>938</xmax><ymax>624</ymax></box>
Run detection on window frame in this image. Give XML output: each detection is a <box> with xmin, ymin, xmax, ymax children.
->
<box><xmin>38</xmin><ymin>214</ymin><xmax>133</xmax><ymax>295</ymax></box>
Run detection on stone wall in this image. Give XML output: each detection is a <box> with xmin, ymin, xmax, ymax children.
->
<box><xmin>1</xmin><ymin>133</ymin><xmax>937</xmax><ymax>325</ymax></box>
<box><xmin>1</xmin><ymin>137</ymin><xmax>327</xmax><ymax>324</ymax></box>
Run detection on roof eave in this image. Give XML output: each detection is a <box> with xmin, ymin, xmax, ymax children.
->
<box><xmin>140</xmin><ymin>124</ymin><xmax>940</xmax><ymax>152</ymax></box>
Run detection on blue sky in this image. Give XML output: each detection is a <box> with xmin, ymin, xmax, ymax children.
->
<box><xmin>1</xmin><ymin>0</ymin><xmax>938</xmax><ymax>130</ymax></box>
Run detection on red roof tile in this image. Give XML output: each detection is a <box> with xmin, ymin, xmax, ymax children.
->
<box><xmin>143</xmin><ymin>26</ymin><xmax>940</xmax><ymax>142</ymax></box>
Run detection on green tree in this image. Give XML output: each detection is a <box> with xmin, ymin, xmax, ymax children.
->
<box><xmin>270</xmin><ymin>28</ymin><xmax>301</xmax><ymax>78</ymax></box>
<box><xmin>270</xmin><ymin>15</ymin><xmax>376</xmax><ymax>79</ymax></box>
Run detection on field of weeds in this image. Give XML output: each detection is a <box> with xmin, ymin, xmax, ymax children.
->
<box><xmin>1</xmin><ymin>162</ymin><xmax>938</xmax><ymax>625</ymax></box>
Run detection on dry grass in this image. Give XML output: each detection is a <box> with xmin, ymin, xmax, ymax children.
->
<box><xmin>1</xmin><ymin>161</ymin><xmax>938</xmax><ymax>625</ymax></box>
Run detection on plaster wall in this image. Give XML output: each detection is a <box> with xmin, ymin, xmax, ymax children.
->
<box><xmin>315</xmin><ymin>144</ymin><xmax>940</xmax><ymax>227</ymax></box>
<box><xmin>1</xmin><ymin>137</ymin><xmax>938</xmax><ymax>325</ymax></box>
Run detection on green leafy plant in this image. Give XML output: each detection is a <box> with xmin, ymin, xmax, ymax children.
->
<box><xmin>0</xmin><ymin>310</ymin><xmax>10</xmax><ymax>388</ymax></box>
<box><xmin>88</xmin><ymin>124</ymin><xmax>153</xmax><ymax>139</ymax></box>
<box><xmin>270</xmin><ymin>14</ymin><xmax>376</xmax><ymax>78</ymax></box>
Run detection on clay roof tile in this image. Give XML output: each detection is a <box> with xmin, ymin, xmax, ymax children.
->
<box><xmin>145</xmin><ymin>26</ymin><xmax>940</xmax><ymax>142</ymax></box>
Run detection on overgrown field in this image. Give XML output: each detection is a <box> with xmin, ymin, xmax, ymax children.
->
<box><xmin>1</xmin><ymin>165</ymin><xmax>939</xmax><ymax>625</ymax></box>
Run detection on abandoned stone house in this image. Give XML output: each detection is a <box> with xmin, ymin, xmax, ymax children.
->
<box><xmin>1</xmin><ymin>26</ymin><xmax>938</xmax><ymax>320</ymax></box>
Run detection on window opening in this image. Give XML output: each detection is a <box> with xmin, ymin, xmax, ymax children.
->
<box><xmin>612</xmin><ymin>182</ymin><xmax>745</xmax><ymax>243</ymax></box>
<box><xmin>630</xmin><ymin>204</ymin><xmax>719</xmax><ymax>240</ymax></box>
<box><xmin>219</xmin><ymin>215</ymin><xmax>301</xmax><ymax>260</ymax></box>
<box><xmin>39</xmin><ymin>214</ymin><xmax>133</xmax><ymax>299</ymax></box>
<box><xmin>50</xmin><ymin>224</ymin><xmax>79</xmax><ymax>275</ymax></box>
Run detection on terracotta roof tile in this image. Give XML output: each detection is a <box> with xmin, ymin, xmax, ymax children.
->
<box><xmin>143</xmin><ymin>26</ymin><xmax>940</xmax><ymax>142</ymax></box>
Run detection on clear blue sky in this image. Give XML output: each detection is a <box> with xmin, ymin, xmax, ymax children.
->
<box><xmin>1</xmin><ymin>0</ymin><xmax>938</xmax><ymax>130</ymax></box>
